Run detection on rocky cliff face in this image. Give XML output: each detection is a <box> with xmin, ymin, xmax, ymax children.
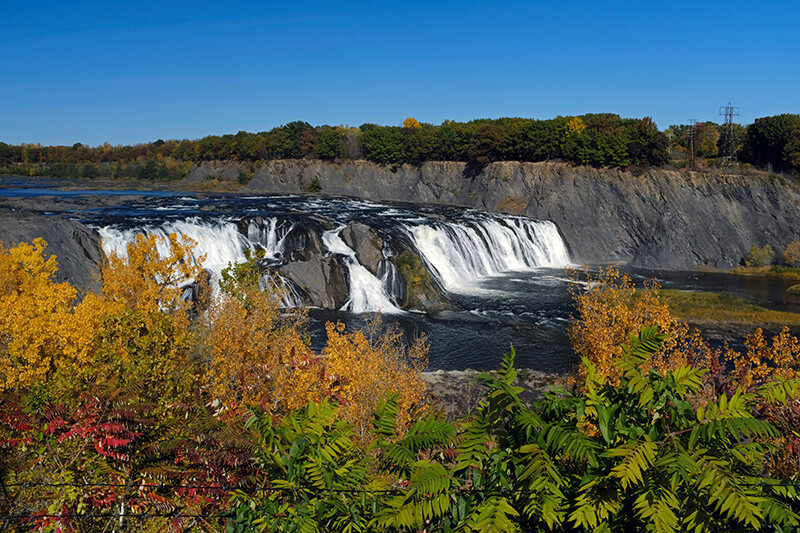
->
<box><xmin>0</xmin><ymin>212</ymin><xmax>102</xmax><ymax>291</ymax></box>
<box><xmin>245</xmin><ymin>160</ymin><xmax>800</xmax><ymax>270</ymax></box>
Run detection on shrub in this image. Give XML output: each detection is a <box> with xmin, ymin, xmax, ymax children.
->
<box><xmin>746</xmin><ymin>243</ymin><xmax>775</xmax><ymax>266</ymax></box>
<box><xmin>783</xmin><ymin>240</ymin><xmax>800</xmax><ymax>267</ymax></box>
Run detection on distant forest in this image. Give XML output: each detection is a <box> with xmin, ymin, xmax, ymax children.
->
<box><xmin>1</xmin><ymin>113</ymin><xmax>799</xmax><ymax>181</ymax></box>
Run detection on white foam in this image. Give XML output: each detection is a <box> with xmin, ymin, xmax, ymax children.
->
<box><xmin>404</xmin><ymin>215</ymin><xmax>570</xmax><ymax>294</ymax></box>
<box><xmin>322</xmin><ymin>227</ymin><xmax>404</xmax><ymax>314</ymax></box>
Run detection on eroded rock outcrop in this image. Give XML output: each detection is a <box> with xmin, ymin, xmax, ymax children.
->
<box><xmin>390</xmin><ymin>250</ymin><xmax>452</xmax><ymax>312</ymax></box>
<box><xmin>340</xmin><ymin>221</ymin><xmax>384</xmax><ymax>275</ymax></box>
<box><xmin>245</xmin><ymin>160</ymin><xmax>800</xmax><ymax>270</ymax></box>
<box><xmin>186</xmin><ymin>161</ymin><xmax>251</xmax><ymax>183</ymax></box>
<box><xmin>278</xmin><ymin>257</ymin><xmax>349</xmax><ymax>309</ymax></box>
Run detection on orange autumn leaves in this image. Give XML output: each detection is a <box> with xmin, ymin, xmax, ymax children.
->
<box><xmin>0</xmin><ymin>234</ymin><xmax>428</xmax><ymax>432</ymax></box>
<box><xmin>568</xmin><ymin>266</ymin><xmax>800</xmax><ymax>392</ymax></box>
<box><xmin>205</xmin><ymin>266</ymin><xmax>428</xmax><ymax>439</ymax></box>
<box><xmin>205</xmin><ymin>279</ymin><xmax>320</xmax><ymax>412</ymax></box>
<box><xmin>0</xmin><ymin>238</ymin><xmax>101</xmax><ymax>390</ymax></box>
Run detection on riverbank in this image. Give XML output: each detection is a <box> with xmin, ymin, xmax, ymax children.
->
<box><xmin>698</xmin><ymin>264</ymin><xmax>800</xmax><ymax>281</ymax></box>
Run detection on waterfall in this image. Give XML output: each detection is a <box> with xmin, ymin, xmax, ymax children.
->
<box><xmin>404</xmin><ymin>215</ymin><xmax>570</xmax><ymax>293</ymax></box>
<box><xmin>246</xmin><ymin>218</ymin><xmax>293</xmax><ymax>265</ymax></box>
<box><xmin>322</xmin><ymin>227</ymin><xmax>403</xmax><ymax>314</ymax></box>
<box><xmin>94</xmin><ymin>207</ymin><xmax>570</xmax><ymax>312</ymax></box>
<box><xmin>97</xmin><ymin>217</ymin><xmax>299</xmax><ymax>305</ymax></box>
<box><xmin>98</xmin><ymin>217</ymin><xmax>250</xmax><ymax>279</ymax></box>
<box><xmin>377</xmin><ymin>259</ymin><xmax>405</xmax><ymax>305</ymax></box>
<box><xmin>260</xmin><ymin>272</ymin><xmax>303</xmax><ymax>308</ymax></box>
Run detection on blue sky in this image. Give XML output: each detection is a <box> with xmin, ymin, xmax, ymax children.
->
<box><xmin>2</xmin><ymin>0</ymin><xmax>798</xmax><ymax>146</ymax></box>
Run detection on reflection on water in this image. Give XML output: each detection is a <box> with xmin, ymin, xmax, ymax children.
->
<box><xmin>626</xmin><ymin>268</ymin><xmax>800</xmax><ymax>313</ymax></box>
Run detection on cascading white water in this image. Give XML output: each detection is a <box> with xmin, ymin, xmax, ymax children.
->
<box><xmin>322</xmin><ymin>227</ymin><xmax>403</xmax><ymax>314</ymax></box>
<box><xmin>97</xmin><ymin>217</ymin><xmax>299</xmax><ymax>305</ymax></box>
<box><xmin>96</xmin><ymin>209</ymin><xmax>569</xmax><ymax>311</ymax></box>
<box><xmin>247</xmin><ymin>218</ymin><xmax>293</xmax><ymax>264</ymax></box>
<box><xmin>259</xmin><ymin>272</ymin><xmax>303</xmax><ymax>308</ymax></box>
<box><xmin>404</xmin><ymin>215</ymin><xmax>570</xmax><ymax>293</ymax></box>
<box><xmin>98</xmin><ymin>217</ymin><xmax>250</xmax><ymax>279</ymax></box>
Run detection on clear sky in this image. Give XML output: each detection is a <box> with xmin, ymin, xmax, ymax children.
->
<box><xmin>2</xmin><ymin>0</ymin><xmax>798</xmax><ymax>147</ymax></box>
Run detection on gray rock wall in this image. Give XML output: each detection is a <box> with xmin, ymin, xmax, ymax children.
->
<box><xmin>246</xmin><ymin>160</ymin><xmax>800</xmax><ymax>270</ymax></box>
<box><xmin>185</xmin><ymin>161</ymin><xmax>251</xmax><ymax>183</ymax></box>
<box><xmin>0</xmin><ymin>212</ymin><xmax>102</xmax><ymax>292</ymax></box>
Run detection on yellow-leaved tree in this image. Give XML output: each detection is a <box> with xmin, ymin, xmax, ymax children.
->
<box><xmin>0</xmin><ymin>239</ymin><xmax>105</xmax><ymax>393</ymax></box>
<box><xmin>323</xmin><ymin>319</ymin><xmax>428</xmax><ymax>442</ymax></box>
<box><xmin>101</xmin><ymin>233</ymin><xmax>206</xmax><ymax>324</ymax></box>
<box><xmin>91</xmin><ymin>232</ymin><xmax>208</xmax><ymax>405</ymax></box>
<box><xmin>564</xmin><ymin>116</ymin><xmax>587</xmax><ymax>137</ymax></box>
<box><xmin>204</xmin><ymin>272</ymin><xmax>322</xmax><ymax>412</ymax></box>
<box><xmin>0</xmin><ymin>233</ymin><xmax>210</xmax><ymax>401</ymax></box>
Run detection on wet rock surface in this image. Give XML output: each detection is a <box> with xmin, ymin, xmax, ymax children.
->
<box><xmin>340</xmin><ymin>221</ymin><xmax>384</xmax><ymax>275</ymax></box>
<box><xmin>422</xmin><ymin>368</ymin><xmax>566</xmax><ymax>419</ymax></box>
<box><xmin>278</xmin><ymin>257</ymin><xmax>349</xmax><ymax>309</ymax></box>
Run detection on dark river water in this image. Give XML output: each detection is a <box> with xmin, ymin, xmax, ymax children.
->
<box><xmin>2</xmin><ymin>177</ymin><xmax>798</xmax><ymax>372</ymax></box>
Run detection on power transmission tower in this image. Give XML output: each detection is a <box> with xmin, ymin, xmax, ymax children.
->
<box><xmin>687</xmin><ymin>119</ymin><xmax>697</xmax><ymax>169</ymax></box>
<box><xmin>719</xmin><ymin>103</ymin><xmax>740</xmax><ymax>168</ymax></box>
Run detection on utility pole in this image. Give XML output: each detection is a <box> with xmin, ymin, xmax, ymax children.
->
<box><xmin>687</xmin><ymin>119</ymin><xmax>697</xmax><ymax>169</ymax></box>
<box><xmin>719</xmin><ymin>103</ymin><xmax>740</xmax><ymax>168</ymax></box>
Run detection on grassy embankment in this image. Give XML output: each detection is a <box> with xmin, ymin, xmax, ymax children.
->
<box><xmin>730</xmin><ymin>265</ymin><xmax>800</xmax><ymax>295</ymax></box>
<box><xmin>658</xmin><ymin>289</ymin><xmax>800</xmax><ymax>328</ymax></box>
<box><xmin>729</xmin><ymin>264</ymin><xmax>800</xmax><ymax>279</ymax></box>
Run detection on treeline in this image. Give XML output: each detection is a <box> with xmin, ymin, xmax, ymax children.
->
<box><xmin>1</xmin><ymin>113</ymin><xmax>799</xmax><ymax>178</ymax></box>
<box><xmin>4</xmin><ymin>235</ymin><xmax>800</xmax><ymax>531</ymax></box>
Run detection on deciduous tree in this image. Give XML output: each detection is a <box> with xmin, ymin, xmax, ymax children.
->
<box><xmin>323</xmin><ymin>319</ymin><xmax>428</xmax><ymax>442</ymax></box>
<box><xmin>0</xmin><ymin>239</ymin><xmax>104</xmax><ymax>393</ymax></box>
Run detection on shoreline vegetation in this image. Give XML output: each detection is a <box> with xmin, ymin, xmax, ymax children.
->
<box><xmin>1</xmin><ymin>113</ymin><xmax>798</xmax><ymax>180</ymax></box>
<box><xmin>659</xmin><ymin>289</ymin><xmax>800</xmax><ymax>330</ymax></box>
<box><xmin>4</xmin><ymin>233</ymin><xmax>800</xmax><ymax>529</ymax></box>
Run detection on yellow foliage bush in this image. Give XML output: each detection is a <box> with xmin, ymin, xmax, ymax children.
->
<box><xmin>0</xmin><ymin>234</ymin><xmax>206</xmax><ymax>401</ymax></box>
<box><xmin>2</xmin><ymin>234</ymin><xmax>430</xmax><ymax>431</ymax></box>
<box><xmin>323</xmin><ymin>319</ymin><xmax>428</xmax><ymax>442</ymax></box>
<box><xmin>729</xmin><ymin>326</ymin><xmax>800</xmax><ymax>390</ymax></box>
<box><xmin>567</xmin><ymin>267</ymin><xmax>702</xmax><ymax>385</ymax></box>
<box><xmin>204</xmin><ymin>279</ymin><xmax>321</xmax><ymax>412</ymax></box>
<box><xmin>0</xmin><ymin>239</ymin><xmax>103</xmax><ymax>392</ymax></box>
<box><xmin>568</xmin><ymin>266</ymin><xmax>800</xmax><ymax>404</ymax></box>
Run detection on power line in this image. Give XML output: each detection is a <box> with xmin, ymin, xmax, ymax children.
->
<box><xmin>5</xmin><ymin>479</ymin><xmax>800</xmax><ymax>493</ymax></box>
<box><xmin>2</xmin><ymin>512</ymin><xmax>229</xmax><ymax>520</ymax></box>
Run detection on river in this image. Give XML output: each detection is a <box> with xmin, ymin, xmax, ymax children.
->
<box><xmin>2</xmin><ymin>177</ymin><xmax>798</xmax><ymax>372</ymax></box>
